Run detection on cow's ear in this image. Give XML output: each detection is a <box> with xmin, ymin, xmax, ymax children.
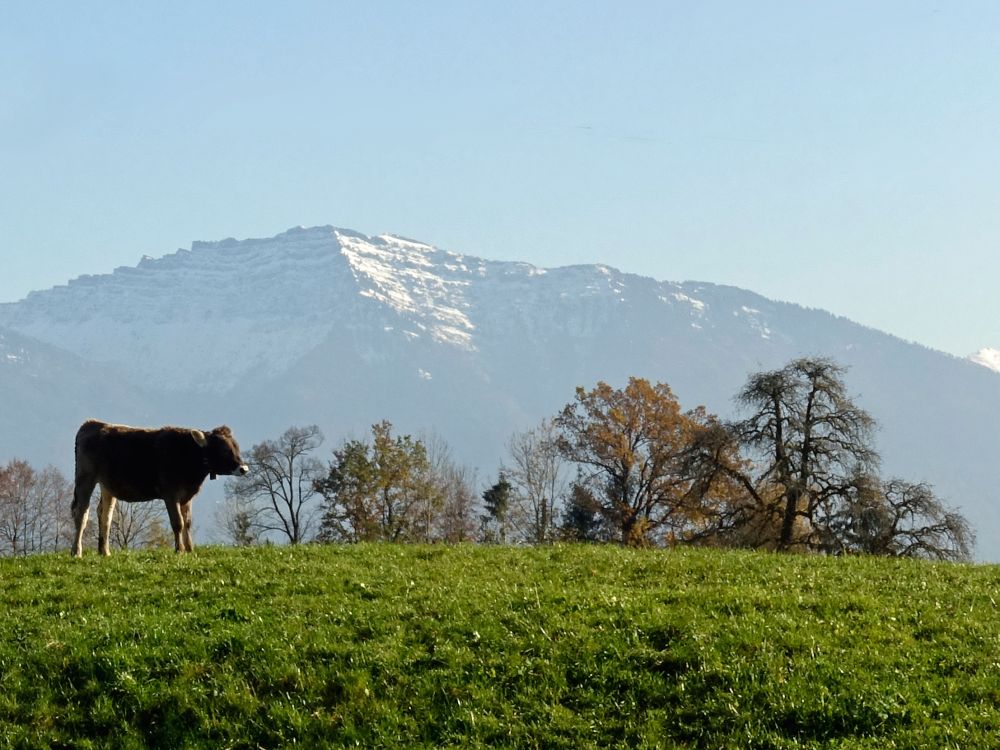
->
<box><xmin>191</xmin><ymin>429</ymin><xmax>208</xmax><ymax>448</ymax></box>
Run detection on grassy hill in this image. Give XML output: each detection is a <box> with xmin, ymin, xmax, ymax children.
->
<box><xmin>0</xmin><ymin>545</ymin><xmax>997</xmax><ymax>749</ymax></box>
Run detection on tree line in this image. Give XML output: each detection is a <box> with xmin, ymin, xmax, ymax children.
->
<box><xmin>0</xmin><ymin>356</ymin><xmax>972</xmax><ymax>560</ymax></box>
<box><xmin>0</xmin><ymin>460</ymin><xmax>172</xmax><ymax>556</ymax></box>
<box><xmin>219</xmin><ymin>357</ymin><xmax>973</xmax><ymax>561</ymax></box>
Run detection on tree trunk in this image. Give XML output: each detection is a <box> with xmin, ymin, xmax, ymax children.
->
<box><xmin>779</xmin><ymin>488</ymin><xmax>799</xmax><ymax>550</ymax></box>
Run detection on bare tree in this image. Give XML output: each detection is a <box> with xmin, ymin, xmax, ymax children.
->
<box><xmin>109</xmin><ymin>501</ymin><xmax>172</xmax><ymax>551</ymax></box>
<box><xmin>0</xmin><ymin>460</ymin><xmax>38</xmax><ymax>555</ymax></box>
<box><xmin>684</xmin><ymin>357</ymin><xmax>975</xmax><ymax>559</ymax></box>
<box><xmin>33</xmin><ymin>464</ymin><xmax>75</xmax><ymax>553</ymax></box>
<box><xmin>0</xmin><ymin>460</ymin><xmax>73</xmax><ymax>556</ymax></box>
<box><xmin>735</xmin><ymin>357</ymin><xmax>879</xmax><ymax>551</ymax></box>
<box><xmin>436</xmin><ymin>462</ymin><xmax>479</xmax><ymax>543</ymax></box>
<box><xmin>830</xmin><ymin>475</ymin><xmax>974</xmax><ymax>561</ymax></box>
<box><xmin>425</xmin><ymin>435</ymin><xmax>479</xmax><ymax>543</ymax></box>
<box><xmin>216</xmin><ymin>492</ymin><xmax>262</xmax><ymax>546</ymax></box>
<box><xmin>504</xmin><ymin>419</ymin><xmax>567</xmax><ymax>544</ymax></box>
<box><xmin>224</xmin><ymin>425</ymin><xmax>324</xmax><ymax>545</ymax></box>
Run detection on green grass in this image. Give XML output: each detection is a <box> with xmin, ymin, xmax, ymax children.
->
<box><xmin>0</xmin><ymin>545</ymin><xmax>997</xmax><ymax>749</ymax></box>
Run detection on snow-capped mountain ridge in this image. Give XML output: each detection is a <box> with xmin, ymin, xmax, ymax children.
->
<box><xmin>0</xmin><ymin>226</ymin><xmax>735</xmax><ymax>391</ymax></box>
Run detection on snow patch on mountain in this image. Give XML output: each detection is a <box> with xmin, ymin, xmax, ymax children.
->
<box><xmin>0</xmin><ymin>331</ymin><xmax>26</xmax><ymax>366</ymax></box>
<box><xmin>669</xmin><ymin>292</ymin><xmax>706</xmax><ymax>314</ymax></box>
<box><xmin>337</xmin><ymin>231</ymin><xmax>477</xmax><ymax>349</ymax></box>
<box><xmin>969</xmin><ymin>347</ymin><xmax>1000</xmax><ymax>374</ymax></box>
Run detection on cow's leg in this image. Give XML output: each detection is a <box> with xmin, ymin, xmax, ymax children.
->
<box><xmin>96</xmin><ymin>487</ymin><xmax>117</xmax><ymax>557</ymax></box>
<box><xmin>71</xmin><ymin>474</ymin><xmax>97</xmax><ymax>558</ymax></box>
<box><xmin>179</xmin><ymin>500</ymin><xmax>195</xmax><ymax>552</ymax></box>
<box><xmin>165</xmin><ymin>500</ymin><xmax>185</xmax><ymax>553</ymax></box>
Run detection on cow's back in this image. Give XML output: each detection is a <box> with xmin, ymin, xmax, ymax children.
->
<box><xmin>75</xmin><ymin>420</ymin><xmax>187</xmax><ymax>502</ymax></box>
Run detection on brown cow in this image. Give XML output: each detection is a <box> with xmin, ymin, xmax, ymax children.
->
<box><xmin>71</xmin><ymin>419</ymin><xmax>249</xmax><ymax>557</ymax></box>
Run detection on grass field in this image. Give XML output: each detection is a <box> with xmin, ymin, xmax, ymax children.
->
<box><xmin>0</xmin><ymin>544</ymin><xmax>997</xmax><ymax>749</ymax></box>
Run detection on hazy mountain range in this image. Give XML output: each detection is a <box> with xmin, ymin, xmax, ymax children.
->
<box><xmin>2</xmin><ymin>226</ymin><xmax>998</xmax><ymax>558</ymax></box>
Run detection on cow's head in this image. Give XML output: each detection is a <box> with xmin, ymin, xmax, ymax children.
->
<box><xmin>192</xmin><ymin>426</ymin><xmax>249</xmax><ymax>480</ymax></box>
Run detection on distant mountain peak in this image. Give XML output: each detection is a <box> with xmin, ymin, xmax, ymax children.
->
<box><xmin>969</xmin><ymin>347</ymin><xmax>1000</xmax><ymax>373</ymax></box>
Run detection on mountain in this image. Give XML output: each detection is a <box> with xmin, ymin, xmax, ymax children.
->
<box><xmin>969</xmin><ymin>347</ymin><xmax>1000</xmax><ymax>374</ymax></box>
<box><xmin>0</xmin><ymin>326</ymin><xmax>154</xmax><ymax>465</ymax></box>
<box><xmin>2</xmin><ymin>226</ymin><xmax>998</xmax><ymax>558</ymax></box>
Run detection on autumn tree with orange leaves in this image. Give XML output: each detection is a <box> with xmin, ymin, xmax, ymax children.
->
<box><xmin>553</xmin><ymin>377</ymin><xmax>740</xmax><ymax>547</ymax></box>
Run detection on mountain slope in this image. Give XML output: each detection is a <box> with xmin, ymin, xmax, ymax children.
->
<box><xmin>0</xmin><ymin>327</ymin><xmax>155</xmax><ymax>466</ymax></box>
<box><xmin>1</xmin><ymin>226</ymin><xmax>997</xmax><ymax>558</ymax></box>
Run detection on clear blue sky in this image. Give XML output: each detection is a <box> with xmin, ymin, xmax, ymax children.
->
<box><xmin>2</xmin><ymin>1</ymin><xmax>997</xmax><ymax>356</ymax></box>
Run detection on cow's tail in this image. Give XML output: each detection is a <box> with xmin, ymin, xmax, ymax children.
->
<box><xmin>71</xmin><ymin>427</ymin><xmax>82</xmax><ymax>512</ymax></box>
<box><xmin>71</xmin><ymin>420</ymin><xmax>92</xmax><ymax>512</ymax></box>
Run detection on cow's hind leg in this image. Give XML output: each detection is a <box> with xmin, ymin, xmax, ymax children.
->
<box><xmin>165</xmin><ymin>500</ymin><xmax>185</xmax><ymax>553</ymax></box>
<box><xmin>71</xmin><ymin>474</ymin><xmax>96</xmax><ymax>558</ymax></box>
<box><xmin>97</xmin><ymin>487</ymin><xmax>117</xmax><ymax>557</ymax></box>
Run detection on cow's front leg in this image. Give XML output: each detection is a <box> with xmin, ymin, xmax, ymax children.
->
<box><xmin>97</xmin><ymin>487</ymin><xmax>117</xmax><ymax>557</ymax></box>
<box><xmin>179</xmin><ymin>500</ymin><xmax>195</xmax><ymax>552</ymax></box>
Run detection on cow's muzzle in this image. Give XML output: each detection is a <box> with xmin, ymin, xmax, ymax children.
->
<box><xmin>237</xmin><ymin>464</ymin><xmax>249</xmax><ymax>476</ymax></box>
